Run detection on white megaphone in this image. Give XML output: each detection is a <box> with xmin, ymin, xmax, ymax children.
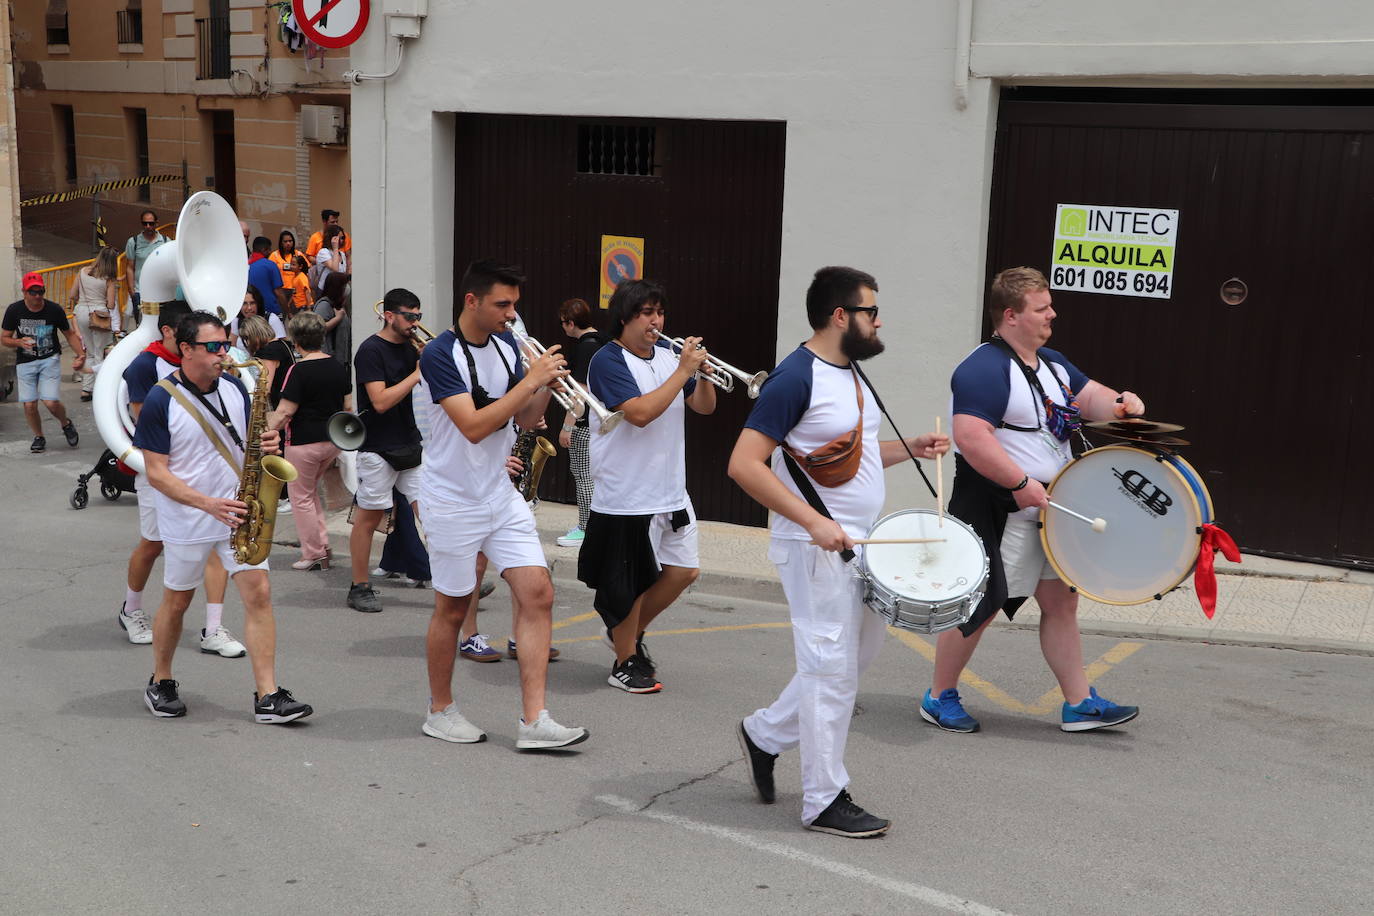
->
<box><xmin>93</xmin><ymin>191</ymin><xmax>248</xmax><ymax>473</ymax></box>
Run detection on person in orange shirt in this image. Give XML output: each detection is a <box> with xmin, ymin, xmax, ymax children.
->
<box><xmin>270</xmin><ymin>229</ymin><xmax>313</xmax><ymax>315</ymax></box>
<box><xmin>304</xmin><ymin>209</ymin><xmax>351</xmax><ymax>259</ymax></box>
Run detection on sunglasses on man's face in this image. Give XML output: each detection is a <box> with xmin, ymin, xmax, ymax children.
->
<box><xmin>142</xmin><ymin>221</ymin><xmax>157</xmax><ymax>226</ymax></box>
<box><xmin>395</xmin><ymin>311</ymin><xmax>423</xmax><ymax>322</ymax></box>
<box><xmin>191</xmin><ymin>340</ymin><xmax>232</xmax><ymax>354</ymax></box>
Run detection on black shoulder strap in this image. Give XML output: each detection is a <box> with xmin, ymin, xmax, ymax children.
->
<box><xmin>849</xmin><ymin>361</ymin><xmax>938</xmax><ymax>499</ymax></box>
<box><xmin>780</xmin><ymin>449</ymin><xmax>855</xmax><ymax>563</ymax></box>
<box><xmin>987</xmin><ymin>336</ymin><xmax>1048</xmax><ymax>432</ymax></box>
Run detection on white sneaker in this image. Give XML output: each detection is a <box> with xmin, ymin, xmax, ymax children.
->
<box><xmin>118</xmin><ymin>604</ymin><xmax>153</xmax><ymax>645</ymax></box>
<box><xmin>421</xmin><ymin>703</ymin><xmax>487</xmax><ymax>743</ymax></box>
<box><xmin>516</xmin><ymin>709</ymin><xmax>589</xmax><ymax>750</ymax></box>
<box><xmin>200</xmin><ymin>626</ymin><xmax>247</xmax><ymax>658</ymax></box>
<box><xmin>556</xmin><ymin>527</ymin><xmax>585</xmax><ymax>548</ymax></box>
<box><xmin>371</xmin><ymin>566</ymin><xmax>404</xmax><ymax>579</ymax></box>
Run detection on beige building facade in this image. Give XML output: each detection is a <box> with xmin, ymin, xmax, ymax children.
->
<box><xmin>11</xmin><ymin>0</ymin><xmax>352</xmax><ymax>256</ymax></box>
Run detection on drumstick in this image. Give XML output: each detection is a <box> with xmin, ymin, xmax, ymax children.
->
<box><xmin>810</xmin><ymin>538</ymin><xmax>947</xmax><ymax>545</ymax></box>
<box><xmin>1047</xmin><ymin>501</ymin><xmax>1107</xmax><ymax>533</ymax></box>
<box><xmin>935</xmin><ymin>416</ymin><xmax>944</xmax><ymax>528</ymax></box>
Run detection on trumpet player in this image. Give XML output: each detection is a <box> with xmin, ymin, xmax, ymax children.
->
<box><xmin>346</xmin><ymin>289</ymin><xmax>427</xmax><ymax>614</ymax></box>
<box><xmin>132</xmin><ymin>311</ymin><xmax>312</xmax><ymax>724</ymax></box>
<box><xmin>578</xmin><ymin>279</ymin><xmax>716</xmax><ymax>694</ymax></box>
<box><xmin>417</xmin><ymin>259</ymin><xmax>588</xmax><ymax>750</ymax></box>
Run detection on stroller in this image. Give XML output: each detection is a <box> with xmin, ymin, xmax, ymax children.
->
<box><xmin>71</xmin><ymin>448</ymin><xmax>138</xmax><ymax>509</ymax></box>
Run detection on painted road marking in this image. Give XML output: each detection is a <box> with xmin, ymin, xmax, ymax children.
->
<box><xmin>597</xmin><ymin>794</ymin><xmax>1016</xmax><ymax>915</ymax></box>
<box><xmin>889</xmin><ymin>627</ymin><xmax>1143</xmax><ymax>715</ymax></box>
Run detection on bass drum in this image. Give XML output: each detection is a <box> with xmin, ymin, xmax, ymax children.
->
<box><xmin>1040</xmin><ymin>445</ymin><xmax>1212</xmax><ymax>605</ymax></box>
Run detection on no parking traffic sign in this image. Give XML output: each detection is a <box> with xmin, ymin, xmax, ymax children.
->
<box><xmin>599</xmin><ymin>235</ymin><xmax>644</xmax><ymax>308</ymax></box>
<box><xmin>292</xmin><ymin>0</ymin><xmax>370</xmax><ymax>49</ymax></box>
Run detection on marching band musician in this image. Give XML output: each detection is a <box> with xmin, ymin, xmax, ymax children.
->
<box><xmin>416</xmin><ymin>259</ymin><xmax>588</xmax><ymax>751</ymax></box>
<box><xmin>132</xmin><ymin>312</ymin><xmax>312</xmax><ymax>723</ymax></box>
<box><xmin>728</xmin><ymin>266</ymin><xmax>947</xmax><ymax>838</ymax></box>
<box><xmin>924</xmin><ymin>267</ymin><xmax>1142</xmax><ymax>735</ymax></box>
<box><xmin>577</xmin><ymin>279</ymin><xmax>716</xmax><ymax>694</ymax></box>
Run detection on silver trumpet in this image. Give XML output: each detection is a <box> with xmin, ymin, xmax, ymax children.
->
<box><xmin>651</xmin><ymin>329</ymin><xmax>769</xmax><ymax>398</ymax></box>
<box><xmin>505</xmin><ymin>321</ymin><xmax>624</xmax><ymax>434</ymax></box>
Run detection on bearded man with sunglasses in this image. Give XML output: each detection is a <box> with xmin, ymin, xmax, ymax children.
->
<box><xmin>921</xmin><ymin>266</ymin><xmax>1144</xmax><ymax>737</ymax></box>
<box><xmin>131</xmin><ymin>312</ymin><xmax>312</xmax><ymax>723</ymax></box>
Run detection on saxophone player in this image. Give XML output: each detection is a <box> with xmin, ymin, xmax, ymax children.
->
<box><xmin>132</xmin><ymin>311</ymin><xmax>313</xmax><ymax>724</ymax></box>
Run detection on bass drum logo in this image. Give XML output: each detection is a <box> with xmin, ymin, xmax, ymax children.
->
<box><xmin>1111</xmin><ymin>466</ymin><xmax>1172</xmax><ymax>517</ymax></box>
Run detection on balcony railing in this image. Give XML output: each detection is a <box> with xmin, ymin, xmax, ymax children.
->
<box><xmin>116</xmin><ymin>9</ymin><xmax>143</xmax><ymax>45</ymax></box>
<box><xmin>195</xmin><ymin>17</ymin><xmax>230</xmax><ymax>80</ymax></box>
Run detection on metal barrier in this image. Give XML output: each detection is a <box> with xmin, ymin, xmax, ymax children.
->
<box><xmin>31</xmin><ymin>222</ymin><xmax>175</xmax><ymax>320</ymax></box>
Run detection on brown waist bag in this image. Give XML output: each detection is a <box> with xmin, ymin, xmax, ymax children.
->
<box><xmin>783</xmin><ymin>369</ymin><xmax>863</xmax><ymax>488</ymax></box>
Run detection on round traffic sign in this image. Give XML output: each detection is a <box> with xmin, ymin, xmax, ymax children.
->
<box><xmin>291</xmin><ymin>0</ymin><xmax>370</xmax><ymax>50</ymax></box>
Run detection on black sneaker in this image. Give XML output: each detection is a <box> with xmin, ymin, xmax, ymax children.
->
<box><xmin>30</xmin><ymin>436</ymin><xmax>45</xmax><ymax>453</ymax></box>
<box><xmin>635</xmin><ymin>634</ymin><xmax>656</xmax><ymax>676</ymax></box>
<box><xmin>254</xmin><ymin>686</ymin><xmax>313</xmax><ymax>724</ymax></box>
<box><xmin>347</xmin><ymin>583</ymin><xmax>383</xmax><ymax>613</ymax></box>
<box><xmin>737</xmin><ymin>721</ymin><xmax>777</xmax><ymax>804</ymax></box>
<box><xmin>61</xmin><ymin>421</ymin><xmax>78</xmax><ymax>447</ymax></box>
<box><xmin>806</xmin><ymin>790</ymin><xmax>890</xmax><ymax>838</ymax></box>
<box><xmin>144</xmin><ymin>677</ymin><xmax>187</xmax><ymax>718</ymax></box>
<box><xmin>608</xmin><ymin>655</ymin><xmax>662</xmax><ymax>693</ymax></box>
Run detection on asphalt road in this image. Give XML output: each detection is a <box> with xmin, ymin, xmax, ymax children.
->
<box><xmin>2</xmin><ymin>408</ymin><xmax>1372</xmax><ymax>915</ymax></box>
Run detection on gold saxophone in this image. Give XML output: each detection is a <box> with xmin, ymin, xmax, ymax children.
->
<box><xmin>511</xmin><ymin>429</ymin><xmax>556</xmax><ymax>503</ymax></box>
<box><xmin>230</xmin><ymin>359</ymin><xmax>299</xmax><ymax>565</ymax></box>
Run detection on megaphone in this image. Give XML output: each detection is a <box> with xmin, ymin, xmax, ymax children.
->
<box><xmin>93</xmin><ymin>191</ymin><xmax>249</xmax><ymax>474</ymax></box>
<box><xmin>327</xmin><ymin>411</ymin><xmax>367</xmax><ymax>451</ymax></box>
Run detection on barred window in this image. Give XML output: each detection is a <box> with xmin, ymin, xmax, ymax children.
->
<box><xmin>577</xmin><ymin>124</ymin><xmax>660</xmax><ymax>177</ymax></box>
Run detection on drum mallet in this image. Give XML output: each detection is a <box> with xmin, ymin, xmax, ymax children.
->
<box><xmin>1048</xmin><ymin>501</ymin><xmax>1108</xmax><ymax>533</ymax></box>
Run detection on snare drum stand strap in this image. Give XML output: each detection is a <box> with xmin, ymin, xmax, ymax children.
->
<box><xmin>781</xmin><ymin>450</ymin><xmax>855</xmax><ymax>563</ymax></box>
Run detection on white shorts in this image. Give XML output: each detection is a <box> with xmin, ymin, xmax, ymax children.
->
<box><xmin>355</xmin><ymin>450</ymin><xmax>422</xmax><ymax>510</ymax></box>
<box><xmin>649</xmin><ymin>502</ymin><xmax>699</xmax><ymax>569</ymax></box>
<box><xmin>421</xmin><ymin>487</ymin><xmax>547</xmax><ymax>598</ymax></box>
<box><xmin>1000</xmin><ymin>513</ymin><xmax>1059</xmax><ymax>599</ymax></box>
<box><xmin>163</xmin><ymin>539</ymin><xmax>267</xmax><ymax>591</ymax></box>
<box><xmin>135</xmin><ymin>474</ymin><xmax>160</xmax><ymax>541</ymax></box>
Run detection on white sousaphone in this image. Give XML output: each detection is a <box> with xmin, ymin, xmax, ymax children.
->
<box><xmin>93</xmin><ymin>192</ymin><xmax>249</xmax><ymax>473</ymax></box>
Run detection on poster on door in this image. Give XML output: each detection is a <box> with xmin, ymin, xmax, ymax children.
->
<box><xmin>1050</xmin><ymin>204</ymin><xmax>1178</xmax><ymax>299</ymax></box>
<box><xmin>599</xmin><ymin>235</ymin><xmax>644</xmax><ymax>308</ymax></box>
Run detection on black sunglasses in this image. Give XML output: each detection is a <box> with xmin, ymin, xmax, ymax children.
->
<box><xmin>395</xmin><ymin>311</ymin><xmax>423</xmax><ymax>322</ymax></box>
<box><xmin>844</xmin><ymin>305</ymin><xmax>879</xmax><ymax>319</ymax></box>
<box><xmin>141</xmin><ymin>220</ymin><xmax>157</xmax><ymax>226</ymax></box>
<box><xmin>190</xmin><ymin>340</ymin><xmax>232</xmax><ymax>354</ymax></box>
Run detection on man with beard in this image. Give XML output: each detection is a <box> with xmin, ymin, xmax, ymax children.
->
<box><xmin>920</xmin><ymin>267</ymin><xmax>1142</xmax><ymax>735</ymax></box>
<box><xmin>727</xmin><ymin>266</ymin><xmax>948</xmax><ymax>838</ymax></box>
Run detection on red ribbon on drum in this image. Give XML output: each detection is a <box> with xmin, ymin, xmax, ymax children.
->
<box><xmin>1194</xmin><ymin>524</ymin><xmax>1241</xmax><ymax>619</ymax></box>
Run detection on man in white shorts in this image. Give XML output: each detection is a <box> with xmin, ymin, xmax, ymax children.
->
<box><xmin>577</xmin><ymin>278</ymin><xmax>716</xmax><ymax>694</ymax></box>
<box><xmin>923</xmin><ymin>266</ymin><xmax>1143</xmax><ymax>735</ymax></box>
<box><xmin>417</xmin><ymin>258</ymin><xmax>588</xmax><ymax>751</ymax></box>
<box><xmin>347</xmin><ymin>289</ymin><xmax>427</xmax><ymax>613</ymax></box>
<box><xmin>132</xmin><ymin>311</ymin><xmax>311</xmax><ymax>723</ymax></box>
<box><xmin>117</xmin><ymin>300</ymin><xmax>244</xmax><ymax>658</ymax></box>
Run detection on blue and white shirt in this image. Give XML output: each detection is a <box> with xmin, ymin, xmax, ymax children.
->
<box><xmin>950</xmin><ymin>342</ymin><xmax>1089</xmax><ymax>514</ymax></box>
<box><xmin>124</xmin><ymin>349</ymin><xmax>179</xmax><ymax>405</ymax></box>
<box><xmin>743</xmin><ymin>345</ymin><xmax>883</xmax><ymax>541</ymax></box>
<box><xmin>587</xmin><ymin>340</ymin><xmax>697</xmax><ymax>515</ymax></box>
<box><xmin>131</xmin><ymin>372</ymin><xmax>252</xmax><ymax>545</ymax></box>
<box><xmin>419</xmin><ymin>328</ymin><xmax>526</xmax><ymax>506</ymax></box>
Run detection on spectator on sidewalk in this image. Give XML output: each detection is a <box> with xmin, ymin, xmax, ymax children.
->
<box><xmin>123</xmin><ymin>209</ymin><xmax>168</xmax><ymax>313</ymax></box>
<box><xmin>248</xmin><ymin>237</ymin><xmax>288</xmax><ymax>316</ymax></box>
<box><xmin>1</xmin><ymin>272</ymin><xmax>85</xmax><ymax>452</ymax></box>
<box><xmin>313</xmin><ymin>271</ymin><xmax>350</xmax><ymax>367</ymax></box>
<box><xmin>314</xmin><ymin>225</ymin><xmax>349</xmax><ymax>294</ymax></box>
<box><xmin>305</xmin><ymin>209</ymin><xmax>351</xmax><ymax>259</ymax></box>
<box><xmin>270</xmin><ymin>230</ymin><xmax>313</xmax><ymax>316</ymax></box>
<box><xmin>70</xmin><ymin>247</ymin><xmax>122</xmax><ymax>402</ymax></box>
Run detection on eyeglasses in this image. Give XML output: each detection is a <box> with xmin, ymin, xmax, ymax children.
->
<box><xmin>844</xmin><ymin>306</ymin><xmax>880</xmax><ymax>319</ymax></box>
<box><xmin>141</xmin><ymin>221</ymin><xmax>157</xmax><ymax>226</ymax></box>
<box><xmin>396</xmin><ymin>311</ymin><xmax>423</xmax><ymax>322</ymax></box>
<box><xmin>190</xmin><ymin>340</ymin><xmax>232</xmax><ymax>354</ymax></box>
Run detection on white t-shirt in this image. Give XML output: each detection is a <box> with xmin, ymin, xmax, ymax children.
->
<box><xmin>131</xmin><ymin>372</ymin><xmax>252</xmax><ymax>545</ymax></box>
<box><xmin>418</xmin><ymin>328</ymin><xmax>526</xmax><ymax>506</ymax></box>
<box><xmin>315</xmin><ymin>248</ymin><xmax>347</xmax><ymax>290</ymax></box>
<box><xmin>743</xmin><ymin>346</ymin><xmax>883</xmax><ymax>541</ymax></box>
<box><xmin>586</xmin><ymin>340</ymin><xmax>697</xmax><ymax>516</ymax></box>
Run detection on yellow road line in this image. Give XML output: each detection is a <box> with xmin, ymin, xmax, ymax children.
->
<box><xmin>887</xmin><ymin>628</ymin><xmax>1032</xmax><ymax>712</ymax></box>
<box><xmin>552</xmin><ymin>611</ymin><xmax>600</xmax><ymax>631</ymax></box>
<box><xmin>1030</xmin><ymin>641</ymin><xmax>1144</xmax><ymax>713</ymax></box>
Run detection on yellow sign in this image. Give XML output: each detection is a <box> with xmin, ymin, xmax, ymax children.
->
<box><xmin>599</xmin><ymin>235</ymin><xmax>644</xmax><ymax>309</ymax></box>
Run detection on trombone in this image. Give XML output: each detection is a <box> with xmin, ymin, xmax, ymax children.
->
<box><xmin>651</xmin><ymin>329</ymin><xmax>769</xmax><ymax>398</ymax></box>
<box><xmin>504</xmin><ymin>321</ymin><xmax>624</xmax><ymax>434</ymax></box>
<box><xmin>373</xmin><ymin>299</ymin><xmax>437</xmax><ymax>348</ymax></box>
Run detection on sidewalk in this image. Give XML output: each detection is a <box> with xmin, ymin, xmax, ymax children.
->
<box><xmin>322</xmin><ymin>497</ymin><xmax>1374</xmax><ymax>657</ymax></box>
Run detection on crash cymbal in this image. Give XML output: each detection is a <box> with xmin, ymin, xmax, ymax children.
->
<box><xmin>1085</xmin><ymin>418</ymin><xmax>1185</xmax><ymax>435</ymax></box>
<box><xmin>1087</xmin><ymin>430</ymin><xmax>1191</xmax><ymax>448</ymax></box>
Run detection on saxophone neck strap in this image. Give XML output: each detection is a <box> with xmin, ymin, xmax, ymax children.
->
<box><xmin>156</xmin><ymin>378</ymin><xmax>242</xmax><ymax>474</ymax></box>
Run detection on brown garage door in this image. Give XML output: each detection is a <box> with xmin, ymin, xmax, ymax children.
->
<box><xmin>986</xmin><ymin>89</ymin><xmax>1374</xmax><ymax>566</ymax></box>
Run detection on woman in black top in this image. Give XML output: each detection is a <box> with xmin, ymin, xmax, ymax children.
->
<box><xmin>268</xmin><ymin>311</ymin><xmax>352</xmax><ymax>570</ymax></box>
<box><xmin>554</xmin><ymin>297</ymin><xmax>606</xmax><ymax>547</ymax></box>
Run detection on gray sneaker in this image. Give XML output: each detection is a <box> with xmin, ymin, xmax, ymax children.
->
<box><xmin>422</xmin><ymin>703</ymin><xmax>487</xmax><ymax>743</ymax></box>
<box><xmin>516</xmin><ymin>709</ymin><xmax>589</xmax><ymax>750</ymax></box>
<box><xmin>347</xmin><ymin>583</ymin><xmax>383</xmax><ymax>613</ymax></box>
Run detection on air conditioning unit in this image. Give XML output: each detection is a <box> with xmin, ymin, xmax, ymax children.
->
<box><xmin>300</xmin><ymin>105</ymin><xmax>346</xmax><ymax>146</ymax></box>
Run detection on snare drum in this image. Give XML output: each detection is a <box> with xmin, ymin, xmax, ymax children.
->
<box><xmin>860</xmin><ymin>509</ymin><xmax>989</xmax><ymax>633</ymax></box>
<box><xmin>1040</xmin><ymin>445</ymin><xmax>1213</xmax><ymax>605</ymax></box>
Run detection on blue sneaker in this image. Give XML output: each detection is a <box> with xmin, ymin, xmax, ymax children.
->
<box><xmin>1061</xmin><ymin>687</ymin><xmax>1138</xmax><ymax>732</ymax></box>
<box><xmin>920</xmin><ymin>688</ymin><xmax>979</xmax><ymax>733</ymax></box>
<box><xmin>459</xmin><ymin>633</ymin><xmax>502</xmax><ymax>663</ymax></box>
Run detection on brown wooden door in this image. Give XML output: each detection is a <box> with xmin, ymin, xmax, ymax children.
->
<box><xmin>987</xmin><ymin>91</ymin><xmax>1374</xmax><ymax>566</ymax></box>
<box><xmin>452</xmin><ymin>114</ymin><xmax>786</xmax><ymax>526</ymax></box>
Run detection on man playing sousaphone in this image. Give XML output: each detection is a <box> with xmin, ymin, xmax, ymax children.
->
<box><xmin>728</xmin><ymin>266</ymin><xmax>947</xmax><ymax>838</ymax></box>
<box><xmin>922</xmin><ymin>266</ymin><xmax>1143</xmax><ymax>735</ymax></box>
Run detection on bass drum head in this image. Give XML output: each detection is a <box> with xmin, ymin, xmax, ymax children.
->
<box><xmin>1041</xmin><ymin>445</ymin><xmax>1205</xmax><ymax>605</ymax></box>
<box><xmin>863</xmin><ymin>509</ymin><xmax>986</xmax><ymax>603</ymax></box>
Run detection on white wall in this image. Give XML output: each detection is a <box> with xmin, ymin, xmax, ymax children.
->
<box><xmin>350</xmin><ymin>0</ymin><xmax>1374</xmax><ymax>516</ymax></box>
